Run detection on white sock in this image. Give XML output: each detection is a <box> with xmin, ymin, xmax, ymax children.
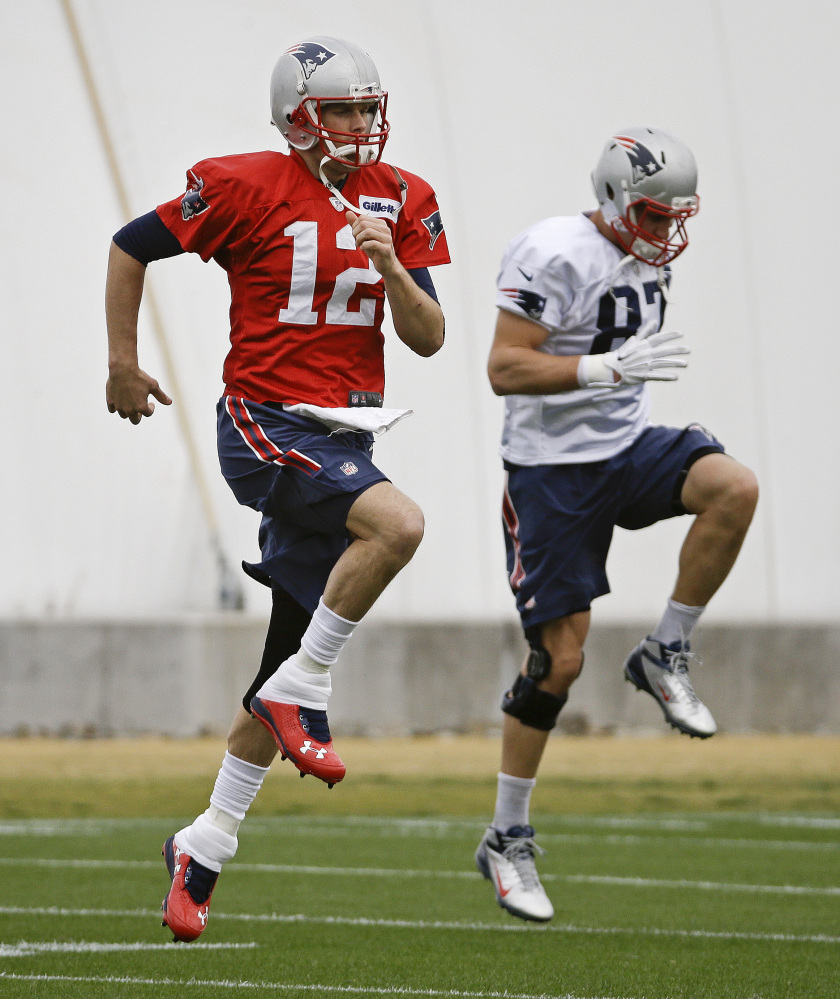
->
<box><xmin>177</xmin><ymin>752</ymin><xmax>269</xmax><ymax>872</ymax></box>
<box><xmin>256</xmin><ymin>649</ymin><xmax>332</xmax><ymax>709</ymax></box>
<box><xmin>209</xmin><ymin>751</ymin><xmax>269</xmax><ymax>821</ymax></box>
<box><xmin>650</xmin><ymin>598</ymin><xmax>705</xmax><ymax>647</ymax></box>
<box><xmin>301</xmin><ymin>598</ymin><xmax>359</xmax><ymax>666</ymax></box>
<box><xmin>492</xmin><ymin>772</ymin><xmax>537</xmax><ymax>832</ymax></box>
<box><xmin>256</xmin><ymin>600</ymin><xmax>358</xmax><ymax>709</ymax></box>
<box><xmin>176</xmin><ymin>811</ymin><xmax>237</xmax><ymax>873</ymax></box>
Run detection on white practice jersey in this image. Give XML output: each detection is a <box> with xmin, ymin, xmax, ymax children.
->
<box><xmin>495</xmin><ymin>212</ymin><xmax>670</xmax><ymax>465</ymax></box>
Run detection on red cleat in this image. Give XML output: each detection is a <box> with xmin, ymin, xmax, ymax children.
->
<box><xmin>250</xmin><ymin>697</ymin><xmax>346</xmax><ymax>787</ymax></box>
<box><xmin>161</xmin><ymin>836</ymin><xmax>219</xmax><ymax>942</ymax></box>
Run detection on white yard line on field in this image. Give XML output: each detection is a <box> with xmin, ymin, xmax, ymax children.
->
<box><xmin>243</xmin><ymin>828</ymin><xmax>840</xmax><ymax>854</ymax></box>
<box><xmin>0</xmin><ymin>816</ymin><xmax>837</xmax><ymax>853</ymax></box>
<box><xmin>0</xmin><ymin>906</ymin><xmax>838</xmax><ymax>945</ymax></box>
<box><xmin>0</xmin><ymin>972</ymin><xmax>630</xmax><ymax>999</ymax></box>
<box><xmin>0</xmin><ymin>940</ymin><xmax>256</xmax><ymax>957</ymax></box>
<box><xmin>1</xmin><ymin>856</ymin><xmax>838</xmax><ymax>897</ymax></box>
<box><xmin>544</xmin><ymin>833</ymin><xmax>840</xmax><ymax>852</ymax></box>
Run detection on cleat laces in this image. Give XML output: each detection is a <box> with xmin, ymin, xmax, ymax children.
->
<box><xmin>298</xmin><ymin>707</ymin><xmax>331</xmax><ymax>743</ymax></box>
<box><xmin>183</xmin><ymin>860</ymin><xmax>218</xmax><ymax>905</ymax></box>
<box><xmin>661</xmin><ymin>646</ymin><xmax>702</xmax><ymax>703</ymax></box>
<box><xmin>500</xmin><ymin>831</ymin><xmax>546</xmax><ymax>892</ymax></box>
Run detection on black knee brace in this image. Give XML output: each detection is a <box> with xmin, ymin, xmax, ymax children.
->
<box><xmin>242</xmin><ymin>586</ymin><xmax>311</xmax><ymax>713</ymax></box>
<box><xmin>501</xmin><ymin>645</ymin><xmax>567</xmax><ymax>731</ymax></box>
<box><xmin>501</xmin><ymin>675</ymin><xmax>567</xmax><ymax>731</ymax></box>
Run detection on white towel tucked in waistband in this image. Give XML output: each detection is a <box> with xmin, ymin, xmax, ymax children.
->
<box><xmin>284</xmin><ymin>403</ymin><xmax>413</xmax><ymax>435</ymax></box>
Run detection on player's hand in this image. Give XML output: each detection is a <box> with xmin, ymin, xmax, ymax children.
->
<box><xmin>608</xmin><ymin>329</ymin><xmax>689</xmax><ymax>384</ymax></box>
<box><xmin>578</xmin><ymin>329</ymin><xmax>689</xmax><ymax>387</ymax></box>
<box><xmin>106</xmin><ymin>366</ymin><xmax>172</xmax><ymax>424</ymax></box>
<box><xmin>346</xmin><ymin>210</ymin><xmax>397</xmax><ymax>275</ymax></box>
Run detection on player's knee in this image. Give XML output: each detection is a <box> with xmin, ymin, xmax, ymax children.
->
<box><xmin>351</xmin><ymin>486</ymin><xmax>425</xmax><ymax>566</ymax></box>
<box><xmin>523</xmin><ymin>629</ymin><xmax>585</xmax><ymax>692</ymax></box>
<box><xmin>552</xmin><ymin>649</ymin><xmax>585</xmax><ymax>688</ymax></box>
<box><xmin>714</xmin><ymin>464</ymin><xmax>759</xmax><ymax>530</ymax></box>
<box><xmin>401</xmin><ymin>503</ymin><xmax>426</xmax><ymax>554</ymax></box>
<box><xmin>734</xmin><ymin>466</ymin><xmax>759</xmax><ymax>519</ymax></box>
<box><xmin>384</xmin><ymin>501</ymin><xmax>425</xmax><ymax>565</ymax></box>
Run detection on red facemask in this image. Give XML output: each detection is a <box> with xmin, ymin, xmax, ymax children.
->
<box><xmin>613</xmin><ymin>195</ymin><xmax>700</xmax><ymax>267</ymax></box>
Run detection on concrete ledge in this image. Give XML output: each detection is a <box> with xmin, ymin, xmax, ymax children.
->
<box><xmin>1</xmin><ymin>619</ymin><xmax>837</xmax><ymax>736</ymax></box>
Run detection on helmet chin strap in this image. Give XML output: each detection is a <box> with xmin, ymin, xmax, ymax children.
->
<box><xmin>318</xmin><ymin>144</ymin><xmax>408</xmax><ymax>218</ymax></box>
<box><xmin>607</xmin><ymin>253</ymin><xmax>636</xmax><ymax>310</ymax></box>
<box><xmin>319</xmin><ymin>139</ymin><xmax>373</xmax><ymax>211</ymax></box>
<box><xmin>629</xmin><ymin>237</ymin><xmax>673</xmax><ymax>298</ymax></box>
<box><xmin>319</xmin><ymin>152</ymin><xmax>361</xmax><ymax>212</ymax></box>
<box><xmin>608</xmin><ymin>249</ymin><xmax>671</xmax><ymax>309</ymax></box>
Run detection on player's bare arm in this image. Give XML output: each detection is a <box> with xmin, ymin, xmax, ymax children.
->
<box><xmin>489</xmin><ymin>308</ymin><xmax>687</xmax><ymax>395</ymax></box>
<box><xmin>347</xmin><ymin>209</ymin><xmax>444</xmax><ymax>357</ymax></box>
<box><xmin>105</xmin><ymin>241</ymin><xmax>172</xmax><ymax>423</ymax></box>
<box><xmin>487</xmin><ymin>309</ymin><xmax>582</xmax><ymax>396</ymax></box>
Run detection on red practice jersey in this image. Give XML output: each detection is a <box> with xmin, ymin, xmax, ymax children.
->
<box><xmin>156</xmin><ymin>150</ymin><xmax>450</xmax><ymax>407</ymax></box>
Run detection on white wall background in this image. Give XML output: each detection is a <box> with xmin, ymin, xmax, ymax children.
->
<box><xmin>1</xmin><ymin>0</ymin><xmax>837</xmax><ymax>625</ymax></box>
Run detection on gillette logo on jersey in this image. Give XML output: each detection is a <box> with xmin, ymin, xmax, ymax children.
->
<box><xmin>286</xmin><ymin>42</ymin><xmax>336</xmax><ymax>79</ymax></box>
<box><xmin>358</xmin><ymin>196</ymin><xmax>402</xmax><ymax>219</ymax></box>
<box><xmin>614</xmin><ymin>135</ymin><xmax>664</xmax><ymax>183</ymax></box>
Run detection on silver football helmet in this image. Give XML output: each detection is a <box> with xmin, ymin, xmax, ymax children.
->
<box><xmin>592</xmin><ymin>127</ymin><xmax>699</xmax><ymax>266</ymax></box>
<box><xmin>270</xmin><ymin>36</ymin><xmax>389</xmax><ymax>168</ymax></box>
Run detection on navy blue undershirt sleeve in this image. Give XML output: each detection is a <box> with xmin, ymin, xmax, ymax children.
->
<box><xmin>407</xmin><ymin>267</ymin><xmax>438</xmax><ymax>303</ymax></box>
<box><xmin>113</xmin><ymin>210</ymin><xmax>184</xmax><ymax>265</ymax></box>
<box><xmin>113</xmin><ymin>212</ymin><xmax>438</xmax><ymax>305</ymax></box>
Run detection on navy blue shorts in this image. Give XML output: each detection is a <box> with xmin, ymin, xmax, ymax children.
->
<box><xmin>502</xmin><ymin>423</ymin><xmax>724</xmax><ymax>633</ymax></box>
<box><xmin>217</xmin><ymin>396</ymin><xmax>388</xmax><ymax>613</ymax></box>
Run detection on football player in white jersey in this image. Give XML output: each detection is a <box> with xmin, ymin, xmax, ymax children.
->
<box><xmin>474</xmin><ymin>127</ymin><xmax>758</xmax><ymax>922</ymax></box>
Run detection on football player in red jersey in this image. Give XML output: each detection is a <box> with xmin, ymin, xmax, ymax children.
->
<box><xmin>105</xmin><ymin>37</ymin><xmax>449</xmax><ymax>941</ymax></box>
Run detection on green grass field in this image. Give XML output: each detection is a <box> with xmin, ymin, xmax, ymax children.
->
<box><xmin>1</xmin><ymin>737</ymin><xmax>839</xmax><ymax>998</ymax></box>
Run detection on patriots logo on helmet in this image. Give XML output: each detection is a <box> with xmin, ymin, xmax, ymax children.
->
<box><xmin>421</xmin><ymin>210</ymin><xmax>444</xmax><ymax>250</ymax></box>
<box><xmin>501</xmin><ymin>287</ymin><xmax>547</xmax><ymax>320</ymax></box>
<box><xmin>614</xmin><ymin>135</ymin><xmax>664</xmax><ymax>183</ymax></box>
<box><xmin>181</xmin><ymin>172</ymin><xmax>210</xmax><ymax>221</ymax></box>
<box><xmin>286</xmin><ymin>41</ymin><xmax>337</xmax><ymax>80</ymax></box>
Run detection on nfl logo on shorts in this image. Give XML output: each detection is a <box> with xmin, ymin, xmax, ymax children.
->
<box><xmin>340</xmin><ymin>462</ymin><xmax>358</xmax><ymax>476</ymax></box>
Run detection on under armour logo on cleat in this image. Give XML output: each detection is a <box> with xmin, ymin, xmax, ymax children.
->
<box><xmin>173</xmin><ymin>863</ymin><xmax>181</xmax><ymax>875</ymax></box>
<box><xmin>198</xmin><ymin>908</ymin><xmax>208</xmax><ymax>925</ymax></box>
<box><xmin>300</xmin><ymin>740</ymin><xmax>328</xmax><ymax>759</ymax></box>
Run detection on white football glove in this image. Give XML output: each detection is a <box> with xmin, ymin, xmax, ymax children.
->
<box><xmin>577</xmin><ymin>328</ymin><xmax>690</xmax><ymax>387</ymax></box>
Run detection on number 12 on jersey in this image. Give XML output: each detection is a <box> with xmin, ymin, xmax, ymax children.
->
<box><xmin>277</xmin><ymin>221</ymin><xmax>382</xmax><ymax>327</ymax></box>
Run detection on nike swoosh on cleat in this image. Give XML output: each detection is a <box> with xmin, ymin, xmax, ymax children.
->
<box><xmin>657</xmin><ymin>682</ymin><xmax>671</xmax><ymax>702</ymax></box>
<box><xmin>493</xmin><ymin>868</ymin><xmax>511</xmax><ymax>898</ymax></box>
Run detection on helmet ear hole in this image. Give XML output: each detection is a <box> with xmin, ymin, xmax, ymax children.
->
<box><xmin>605</xmin><ymin>182</ymin><xmax>615</xmax><ymax>200</ymax></box>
